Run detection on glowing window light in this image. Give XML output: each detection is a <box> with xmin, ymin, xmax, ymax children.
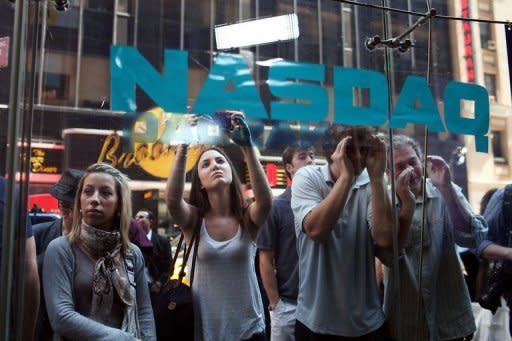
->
<box><xmin>215</xmin><ymin>14</ymin><xmax>299</xmax><ymax>50</ymax></box>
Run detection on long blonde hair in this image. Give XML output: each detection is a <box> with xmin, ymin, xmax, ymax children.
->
<box><xmin>68</xmin><ymin>163</ymin><xmax>132</xmax><ymax>250</ymax></box>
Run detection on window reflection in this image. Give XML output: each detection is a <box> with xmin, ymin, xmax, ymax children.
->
<box><xmin>1</xmin><ymin>0</ymin><xmax>512</xmax><ymax>339</ymax></box>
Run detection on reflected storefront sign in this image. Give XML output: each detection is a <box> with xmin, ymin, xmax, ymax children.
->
<box><xmin>30</xmin><ymin>144</ymin><xmax>63</xmax><ymax>175</ymax></box>
<box><xmin>460</xmin><ymin>0</ymin><xmax>475</xmax><ymax>83</ymax></box>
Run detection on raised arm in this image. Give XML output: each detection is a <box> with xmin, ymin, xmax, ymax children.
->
<box><xmin>427</xmin><ymin>156</ymin><xmax>471</xmax><ymax>233</ymax></box>
<box><xmin>227</xmin><ymin>112</ymin><xmax>272</xmax><ymax>236</ymax></box>
<box><xmin>300</xmin><ymin>136</ymin><xmax>354</xmax><ymax>243</ymax></box>
<box><xmin>395</xmin><ymin>166</ymin><xmax>416</xmax><ymax>250</ymax></box>
<box><xmin>241</xmin><ymin>145</ymin><xmax>272</xmax><ymax>232</ymax></box>
<box><xmin>165</xmin><ymin>144</ymin><xmax>198</xmax><ymax>235</ymax></box>
<box><xmin>428</xmin><ymin>155</ymin><xmax>487</xmax><ymax>247</ymax></box>
<box><xmin>366</xmin><ymin>135</ymin><xmax>393</xmax><ymax>248</ymax></box>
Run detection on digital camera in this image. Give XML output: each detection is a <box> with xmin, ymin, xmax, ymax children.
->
<box><xmin>213</xmin><ymin>111</ymin><xmax>232</xmax><ymax>130</ymax></box>
<box><xmin>479</xmin><ymin>262</ymin><xmax>512</xmax><ymax>314</ymax></box>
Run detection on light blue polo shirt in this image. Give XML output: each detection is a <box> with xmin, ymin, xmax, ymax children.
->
<box><xmin>291</xmin><ymin>165</ymin><xmax>385</xmax><ymax>337</ymax></box>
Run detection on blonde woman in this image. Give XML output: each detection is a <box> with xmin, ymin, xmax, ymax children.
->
<box><xmin>43</xmin><ymin>163</ymin><xmax>156</xmax><ymax>340</ymax></box>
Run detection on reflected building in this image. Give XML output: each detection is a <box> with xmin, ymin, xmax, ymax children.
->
<box><xmin>0</xmin><ymin>0</ymin><xmax>494</xmax><ymax>221</ymax></box>
<box><xmin>452</xmin><ymin>0</ymin><xmax>512</xmax><ymax>210</ymax></box>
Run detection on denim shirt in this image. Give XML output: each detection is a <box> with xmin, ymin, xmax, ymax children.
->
<box><xmin>383</xmin><ymin>179</ymin><xmax>486</xmax><ymax>340</ymax></box>
<box><xmin>478</xmin><ymin>187</ymin><xmax>510</xmax><ymax>256</ymax></box>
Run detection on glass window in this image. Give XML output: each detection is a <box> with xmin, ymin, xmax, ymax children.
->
<box><xmin>42</xmin><ymin>5</ymin><xmax>80</xmax><ymax>107</ymax></box>
<box><xmin>484</xmin><ymin>73</ymin><xmax>497</xmax><ymax>99</ymax></box>
<box><xmin>163</xmin><ymin>0</ymin><xmax>181</xmax><ymax>49</ymax></box>
<box><xmin>117</xmin><ymin>0</ymin><xmax>132</xmax><ymax>14</ymax></box>
<box><xmin>296</xmin><ymin>0</ymin><xmax>319</xmax><ymax>63</ymax></box>
<box><xmin>86</xmin><ymin>0</ymin><xmax>114</xmax><ymax>11</ymax></box>
<box><xmin>42</xmin><ymin>72</ymin><xmax>69</xmax><ymax>102</ymax></box>
<box><xmin>116</xmin><ymin>15</ymin><xmax>134</xmax><ymax>45</ymax></box>
<box><xmin>322</xmin><ymin>1</ymin><xmax>342</xmax><ymax>70</ymax></box>
<box><xmin>2</xmin><ymin>1</ymin><xmax>511</xmax><ymax>338</ymax></box>
<box><xmin>480</xmin><ymin>22</ymin><xmax>493</xmax><ymax>49</ymax></box>
<box><xmin>492</xmin><ymin>130</ymin><xmax>507</xmax><ymax>164</ymax></box>
<box><xmin>82</xmin><ymin>9</ymin><xmax>113</xmax><ymax>56</ymax></box>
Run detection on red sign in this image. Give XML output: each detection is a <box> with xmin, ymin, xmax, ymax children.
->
<box><xmin>461</xmin><ymin>0</ymin><xmax>475</xmax><ymax>83</ymax></box>
<box><xmin>266</xmin><ymin>163</ymin><xmax>278</xmax><ymax>186</ymax></box>
<box><xmin>28</xmin><ymin>194</ymin><xmax>59</xmax><ymax>214</ymax></box>
<box><xmin>0</xmin><ymin>36</ymin><xmax>9</xmax><ymax>68</ymax></box>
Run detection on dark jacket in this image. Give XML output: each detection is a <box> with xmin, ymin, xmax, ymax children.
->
<box><xmin>33</xmin><ymin>219</ymin><xmax>62</xmax><ymax>341</ymax></box>
<box><xmin>148</xmin><ymin>232</ymin><xmax>171</xmax><ymax>283</ymax></box>
<box><xmin>34</xmin><ymin>219</ymin><xmax>61</xmax><ymax>268</ymax></box>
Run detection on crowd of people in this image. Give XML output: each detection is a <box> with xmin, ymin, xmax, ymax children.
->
<box><xmin>2</xmin><ymin>111</ymin><xmax>512</xmax><ymax>340</ymax></box>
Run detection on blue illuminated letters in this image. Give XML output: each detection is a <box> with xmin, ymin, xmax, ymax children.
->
<box><xmin>110</xmin><ymin>46</ymin><xmax>490</xmax><ymax>152</ymax></box>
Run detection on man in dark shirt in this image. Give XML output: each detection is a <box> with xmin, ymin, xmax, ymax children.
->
<box><xmin>33</xmin><ymin>168</ymin><xmax>84</xmax><ymax>341</ymax></box>
<box><xmin>478</xmin><ymin>185</ymin><xmax>512</xmax><ymax>336</ymax></box>
<box><xmin>257</xmin><ymin>146</ymin><xmax>314</xmax><ymax>341</ymax></box>
<box><xmin>135</xmin><ymin>209</ymin><xmax>171</xmax><ymax>303</ymax></box>
<box><xmin>0</xmin><ymin>176</ymin><xmax>39</xmax><ymax>341</ymax></box>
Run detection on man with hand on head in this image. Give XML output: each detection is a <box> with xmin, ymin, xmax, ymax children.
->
<box><xmin>291</xmin><ymin>125</ymin><xmax>393</xmax><ymax>339</ymax></box>
<box><xmin>382</xmin><ymin>135</ymin><xmax>486</xmax><ymax>341</ymax></box>
<box><xmin>258</xmin><ymin>146</ymin><xmax>315</xmax><ymax>341</ymax></box>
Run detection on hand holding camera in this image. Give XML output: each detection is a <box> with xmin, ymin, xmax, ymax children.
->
<box><xmin>214</xmin><ymin>110</ymin><xmax>253</xmax><ymax>147</ymax></box>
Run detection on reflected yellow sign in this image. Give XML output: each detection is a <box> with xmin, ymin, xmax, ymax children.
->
<box><xmin>97</xmin><ymin>107</ymin><xmax>202</xmax><ymax>178</ymax></box>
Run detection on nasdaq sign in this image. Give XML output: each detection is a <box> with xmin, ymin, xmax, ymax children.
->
<box><xmin>111</xmin><ymin>46</ymin><xmax>489</xmax><ymax>153</ymax></box>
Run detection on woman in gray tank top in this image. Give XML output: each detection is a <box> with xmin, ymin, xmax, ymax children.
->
<box><xmin>165</xmin><ymin>112</ymin><xmax>273</xmax><ymax>341</ymax></box>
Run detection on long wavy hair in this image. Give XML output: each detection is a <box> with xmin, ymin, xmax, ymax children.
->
<box><xmin>68</xmin><ymin>163</ymin><xmax>132</xmax><ymax>251</ymax></box>
<box><xmin>189</xmin><ymin>147</ymin><xmax>246</xmax><ymax>224</ymax></box>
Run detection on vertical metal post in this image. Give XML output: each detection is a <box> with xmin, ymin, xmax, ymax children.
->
<box><xmin>180</xmin><ymin>0</ymin><xmax>185</xmax><ymax>50</ymax></box>
<box><xmin>255</xmin><ymin>0</ymin><xmax>260</xmax><ymax>85</ymax></box>
<box><xmin>505</xmin><ymin>24</ymin><xmax>512</xmax><ymax>100</ymax></box>
<box><xmin>406</xmin><ymin>0</ymin><xmax>416</xmax><ymax>69</ymax></box>
<box><xmin>317</xmin><ymin>0</ymin><xmax>323</xmax><ymax>64</ymax></box>
<box><xmin>381</xmin><ymin>0</ymin><xmax>401</xmax><ymax>340</ymax></box>
<box><xmin>0</xmin><ymin>0</ymin><xmax>29</xmax><ymax>338</ymax></box>
<box><xmin>134</xmin><ymin>0</ymin><xmax>139</xmax><ymax>47</ymax></box>
<box><xmin>75</xmin><ymin>0</ymin><xmax>85</xmax><ymax>107</ymax></box>
<box><xmin>416</xmin><ymin>1</ymin><xmax>433</xmax><ymax>340</ymax></box>
<box><xmin>354</xmin><ymin>4</ymin><xmax>361</xmax><ymax>68</ymax></box>
<box><xmin>293</xmin><ymin>0</ymin><xmax>298</xmax><ymax>61</ymax></box>
<box><xmin>14</xmin><ymin>1</ymin><xmax>40</xmax><ymax>337</ymax></box>
<box><xmin>36</xmin><ymin>0</ymin><xmax>48</xmax><ymax>105</ymax></box>
<box><xmin>209</xmin><ymin>0</ymin><xmax>214</xmax><ymax>67</ymax></box>
<box><xmin>159</xmin><ymin>0</ymin><xmax>164</xmax><ymax>63</ymax></box>
<box><xmin>113</xmin><ymin>0</ymin><xmax>119</xmax><ymax>44</ymax></box>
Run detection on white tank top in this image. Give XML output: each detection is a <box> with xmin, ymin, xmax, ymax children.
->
<box><xmin>188</xmin><ymin>219</ymin><xmax>265</xmax><ymax>341</ymax></box>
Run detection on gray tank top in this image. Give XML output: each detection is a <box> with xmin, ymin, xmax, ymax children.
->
<box><xmin>188</xmin><ymin>220</ymin><xmax>265</xmax><ymax>341</ymax></box>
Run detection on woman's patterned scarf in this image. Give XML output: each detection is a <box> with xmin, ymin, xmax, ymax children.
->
<box><xmin>79</xmin><ymin>221</ymin><xmax>134</xmax><ymax>323</ymax></box>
